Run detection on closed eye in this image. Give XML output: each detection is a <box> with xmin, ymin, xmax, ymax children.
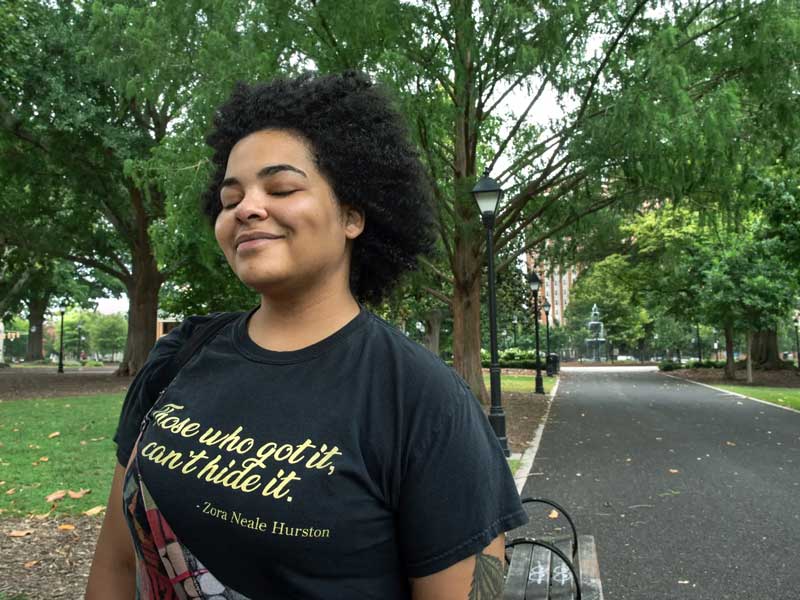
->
<box><xmin>271</xmin><ymin>189</ymin><xmax>299</xmax><ymax>197</ymax></box>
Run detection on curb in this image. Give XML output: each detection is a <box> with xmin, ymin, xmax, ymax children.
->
<box><xmin>660</xmin><ymin>372</ymin><xmax>800</xmax><ymax>416</ymax></box>
<box><xmin>514</xmin><ymin>377</ymin><xmax>560</xmax><ymax>494</ymax></box>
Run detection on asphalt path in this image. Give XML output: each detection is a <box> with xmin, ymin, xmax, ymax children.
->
<box><xmin>513</xmin><ymin>368</ymin><xmax>800</xmax><ymax>600</ymax></box>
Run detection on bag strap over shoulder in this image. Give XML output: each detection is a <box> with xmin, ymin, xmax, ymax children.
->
<box><xmin>148</xmin><ymin>311</ymin><xmax>243</xmax><ymax>397</ymax></box>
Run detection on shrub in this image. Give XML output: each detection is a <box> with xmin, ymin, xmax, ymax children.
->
<box><xmin>658</xmin><ymin>361</ymin><xmax>680</xmax><ymax>371</ymax></box>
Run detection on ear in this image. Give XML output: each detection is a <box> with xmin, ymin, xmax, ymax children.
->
<box><xmin>342</xmin><ymin>206</ymin><xmax>365</xmax><ymax>240</ymax></box>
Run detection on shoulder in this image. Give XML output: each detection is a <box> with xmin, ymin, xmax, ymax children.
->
<box><xmin>147</xmin><ymin>311</ymin><xmax>243</xmax><ymax>369</ymax></box>
<box><xmin>363</xmin><ymin>311</ymin><xmax>475</xmax><ymax>409</ymax></box>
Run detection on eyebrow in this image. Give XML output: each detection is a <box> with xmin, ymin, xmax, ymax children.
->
<box><xmin>220</xmin><ymin>164</ymin><xmax>308</xmax><ymax>188</ymax></box>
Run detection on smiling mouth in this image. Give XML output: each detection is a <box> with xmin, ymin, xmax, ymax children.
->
<box><xmin>236</xmin><ymin>237</ymin><xmax>284</xmax><ymax>252</ymax></box>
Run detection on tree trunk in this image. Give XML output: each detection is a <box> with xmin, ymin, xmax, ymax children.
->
<box><xmin>724</xmin><ymin>323</ymin><xmax>736</xmax><ymax>380</ymax></box>
<box><xmin>452</xmin><ymin>268</ymin><xmax>488</xmax><ymax>402</ymax></box>
<box><xmin>750</xmin><ymin>329</ymin><xmax>784</xmax><ymax>369</ymax></box>
<box><xmin>116</xmin><ymin>192</ymin><xmax>163</xmax><ymax>377</ymax></box>
<box><xmin>118</xmin><ymin>256</ymin><xmax>161</xmax><ymax>376</ymax></box>
<box><xmin>423</xmin><ymin>309</ymin><xmax>444</xmax><ymax>357</ymax></box>
<box><xmin>25</xmin><ymin>294</ymin><xmax>48</xmax><ymax>361</ymax></box>
<box><xmin>746</xmin><ymin>331</ymin><xmax>753</xmax><ymax>384</ymax></box>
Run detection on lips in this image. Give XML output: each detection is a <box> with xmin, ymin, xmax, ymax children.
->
<box><xmin>235</xmin><ymin>231</ymin><xmax>284</xmax><ymax>249</ymax></box>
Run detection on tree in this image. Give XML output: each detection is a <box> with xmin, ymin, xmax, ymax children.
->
<box><xmin>0</xmin><ymin>0</ymin><xmax>292</xmax><ymax>374</ymax></box>
<box><xmin>564</xmin><ymin>255</ymin><xmax>650</xmax><ymax>356</ymax></box>
<box><xmin>286</xmin><ymin>0</ymin><xmax>799</xmax><ymax>398</ymax></box>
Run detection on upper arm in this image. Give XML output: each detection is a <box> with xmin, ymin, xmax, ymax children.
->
<box><xmin>410</xmin><ymin>533</ymin><xmax>506</xmax><ymax>600</ymax></box>
<box><xmin>86</xmin><ymin>464</ymin><xmax>136</xmax><ymax>598</ymax></box>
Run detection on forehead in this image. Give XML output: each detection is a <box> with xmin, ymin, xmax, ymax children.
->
<box><xmin>225</xmin><ymin>129</ymin><xmax>315</xmax><ymax>177</ymax></box>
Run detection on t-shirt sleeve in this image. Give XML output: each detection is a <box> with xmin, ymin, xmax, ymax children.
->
<box><xmin>397</xmin><ymin>370</ymin><xmax>529</xmax><ymax>578</ymax></box>
<box><xmin>112</xmin><ymin>315</ymin><xmax>214</xmax><ymax>468</ymax></box>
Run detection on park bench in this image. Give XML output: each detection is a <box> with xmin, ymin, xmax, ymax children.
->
<box><xmin>504</xmin><ymin>498</ymin><xmax>604</xmax><ymax>600</ymax></box>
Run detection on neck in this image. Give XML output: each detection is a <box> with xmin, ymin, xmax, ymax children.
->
<box><xmin>248</xmin><ymin>282</ymin><xmax>361</xmax><ymax>352</ymax></box>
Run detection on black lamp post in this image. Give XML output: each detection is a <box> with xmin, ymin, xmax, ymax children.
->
<box><xmin>472</xmin><ymin>169</ymin><xmax>510</xmax><ymax>457</ymax></box>
<box><xmin>527</xmin><ymin>271</ymin><xmax>546</xmax><ymax>394</ymax></box>
<box><xmin>794</xmin><ymin>316</ymin><xmax>799</xmax><ymax>370</ymax></box>
<box><xmin>58</xmin><ymin>305</ymin><xmax>66</xmax><ymax>373</ymax></box>
<box><xmin>696</xmin><ymin>324</ymin><xmax>702</xmax><ymax>362</ymax></box>
<box><xmin>543</xmin><ymin>299</ymin><xmax>553</xmax><ymax>376</ymax></box>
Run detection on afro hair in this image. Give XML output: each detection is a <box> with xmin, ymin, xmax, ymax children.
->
<box><xmin>201</xmin><ymin>71</ymin><xmax>437</xmax><ymax>305</ymax></box>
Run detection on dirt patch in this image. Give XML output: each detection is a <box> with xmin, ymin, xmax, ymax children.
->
<box><xmin>668</xmin><ymin>367</ymin><xmax>800</xmax><ymax>388</ymax></box>
<box><xmin>0</xmin><ymin>514</ymin><xmax>102</xmax><ymax>599</ymax></box>
<box><xmin>0</xmin><ymin>368</ymin><xmax>131</xmax><ymax>402</ymax></box>
<box><xmin>494</xmin><ymin>391</ymin><xmax>551</xmax><ymax>455</ymax></box>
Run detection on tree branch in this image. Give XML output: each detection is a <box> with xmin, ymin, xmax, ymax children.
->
<box><xmin>495</xmin><ymin>194</ymin><xmax>620</xmax><ymax>274</ymax></box>
<box><xmin>0</xmin><ymin>269</ymin><xmax>31</xmax><ymax>316</ymax></box>
<box><xmin>65</xmin><ymin>253</ymin><xmax>130</xmax><ymax>283</ymax></box>
<box><xmin>487</xmin><ymin>75</ymin><xmax>552</xmax><ymax>174</ymax></box>
<box><xmin>423</xmin><ymin>286</ymin><xmax>453</xmax><ymax>308</ymax></box>
<box><xmin>418</xmin><ymin>256</ymin><xmax>454</xmax><ymax>286</ymax></box>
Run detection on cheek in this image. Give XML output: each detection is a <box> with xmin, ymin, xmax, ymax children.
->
<box><xmin>214</xmin><ymin>217</ymin><xmax>232</xmax><ymax>254</ymax></box>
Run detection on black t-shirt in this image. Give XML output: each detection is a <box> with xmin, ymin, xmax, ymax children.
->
<box><xmin>114</xmin><ymin>306</ymin><xmax>527</xmax><ymax>599</ymax></box>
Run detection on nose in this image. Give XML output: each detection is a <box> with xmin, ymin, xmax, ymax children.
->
<box><xmin>233</xmin><ymin>190</ymin><xmax>269</xmax><ymax>222</ymax></box>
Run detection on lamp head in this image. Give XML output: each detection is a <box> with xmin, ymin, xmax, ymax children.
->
<box><xmin>543</xmin><ymin>299</ymin><xmax>550</xmax><ymax>315</ymax></box>
<box><xmin>527</xmin><ymin>270</ymin><xmax>541</xmax><ymax>292</ymax></box>
<box><xmin>471</xmin><ymin>169</ymin><xmax>503</xmax><ymax>218</ymax></box>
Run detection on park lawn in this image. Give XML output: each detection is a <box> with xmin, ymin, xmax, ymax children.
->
<box><xmin>0</xmin><ymin>393</ymin><xmax>122</xmax><ymax>517</ymax></box>
<box><xmin>483</xmin><ymin>373</ymin><xmax>557</xmax><ymax>395</ymax></box>
<box><xmin>712</xmin><ymin>385</ymin><xmax>800</xmax><ymax>411</ymax></box>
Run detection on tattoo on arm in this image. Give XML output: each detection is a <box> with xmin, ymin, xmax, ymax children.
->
<box><xmin>468</xmin><ymin>552</ymin><xmax>504</xmax><ymax>600</ymax></box>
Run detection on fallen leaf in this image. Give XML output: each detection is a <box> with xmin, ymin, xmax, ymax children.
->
<box><xmin>24</xmin><ymin>560</ymin><xmax>39</xmax><ymax>568</ymax></box>
<box><xmin>47</xmin><ymin>431</ymin><xmax>60</xmax><ymax>439</ymax></box>
<box><xmin>27</xmin><ymin>444</ymin><xmax>40</xmax><ymax>449</ymax></box>
<box><xmin>7</xmin><ymin>529</ymin><xmax>34</xmax><ymax>537</ymax></box>
<box><xmin>668</xmin><ymin>469</ymin><xmax>680</xmax><ymax>474</ymax></box>
<box><xmin>0</xmin><ymin>481</ymin><xmax>5</xmax><ymax>485</ymax></box>
<box><xmin>68</xmin><ymin>488</ymin><xmax>90</xmax><ymax>499</ymax></box>
<box><xmin>548</xmin><ymin>509</ymin><xmax>560</xmax><ymax>519</ymax></box>
<box><xmin>32</xmin><ymin>512</ymin><xmax>52</xmax><ymax>520</ymax></box>
<box><xmin>45</xmin><ymin>489</ymin><xmax>67</xmax><ymax>503</ymax></box>
<box><xmin>5</xmin><ymin>488</ymin><xmax>16</xmax><ymax>495</ymax></box>
<box><xmin>57</xmin><ymin>523</ymin><xmax>75</xmax><ymax>531</ymax></box>
<box><xmin>83</xmin><ymin>505</ymin><xmax>106</xmax><ymax>517</ymax></box>
<box><xmin>79</xmin><ymin>441</ymin><xmax>87</xmax><ymax>446</ymax></box>
<box><xmin>89</xmin><ymin>437</ymin><xmax>106</xmax><ymax>442</ymax></box>
<box><xmin>726</xmin><ymin>441</ymin><xmax>736</xmax><ymax>446</ymax></box>
<box><xmin>38</xmin><ymin>456</ymin><xmax>48</xmax><ymax>462</ymax></box>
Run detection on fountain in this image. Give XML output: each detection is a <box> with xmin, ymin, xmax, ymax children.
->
<box><xmin>585</xmin><ymin>304</ymin><xmax>606</xmax><ymax>361</ymax></box>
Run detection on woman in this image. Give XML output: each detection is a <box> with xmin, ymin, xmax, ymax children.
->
<box><xmin>87</xmin><ymin>71</ymin><xmax>527</xmax><ymax>599</ymax></box>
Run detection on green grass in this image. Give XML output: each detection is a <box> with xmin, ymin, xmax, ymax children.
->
<box><xmin>507</xmin><ymin>458</ymin><xmax>521</xmax><ymax>475</ymax></box>
<box><xmin>0</xmin><ymin>393</ymin><xmax>122</xmax><ymax>517</ymax></box>
<box><xmin>712</xmin><ymin>385</ymin><xmax>800</xmax><ymax>411</ymax></box>
<box><xmin>0</xmin><ymin>593</ymin><xmax>32</xmax><ymax>600</ymax></box>
<box><xmin>483</xmin><ymin>373</ymin><xmax>557</xmax><ymax>394</ymax></box>
<box><xmin>8</xmin><ymin>363</ymin><xmax>81</xmax><ymax>369</ymax></box>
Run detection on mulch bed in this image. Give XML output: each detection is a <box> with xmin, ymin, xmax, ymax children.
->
<box><xmin>492</xmin><ymin>391</ymin><xmax>551</xmax><ymax>455</ymax></box>
<box><xmin>667</xmin><ymin>367</ymin><xmax>800</xmax><ymax>388</ymax></box>
<box><xmin>0</xmin><ymin>368</ymin><xmax>132</xmax><ymax>402</ymax></box>
<box><xmin>1</xmin><ymin>366</ymin><xmax>555</xmax><ymax>597</ymax></box>
<box><xmin>0</xmin><ymin>515</ymin><xmax>102</xmax><ymax>599</ymax></box>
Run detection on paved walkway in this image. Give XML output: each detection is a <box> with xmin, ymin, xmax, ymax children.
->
<box><xmin>513</xmin><ymin>368</ymin><xmax>800</xmax><ymax>600</ymax></box>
